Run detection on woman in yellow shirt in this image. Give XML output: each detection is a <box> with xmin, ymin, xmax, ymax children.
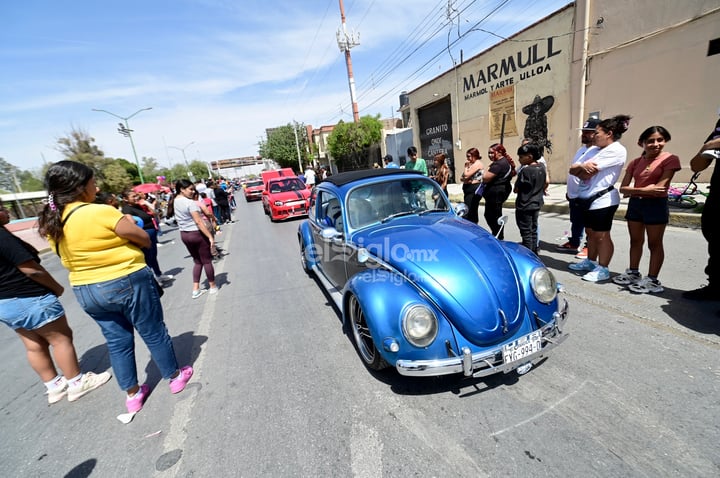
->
<box><xmin>38</xmin><ymin>161</ymin><xmax>193</xmax><ymax>415</ymax></box>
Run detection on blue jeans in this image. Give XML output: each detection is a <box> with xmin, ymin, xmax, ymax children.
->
<box><xmin>568</xmin><ymin>198</ymin><xmax>585</xmax><ymax>248</ymax></box>
<box><xmin>73</xmin><ymin>267</ymin><xmax>179</xmax><ymax>391</ymax></box>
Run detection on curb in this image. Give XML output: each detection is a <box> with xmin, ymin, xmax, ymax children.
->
<box><xmin>449</xmin><ymin>193</ymin><xmax>702</xmax><ymax>229</ymax></box>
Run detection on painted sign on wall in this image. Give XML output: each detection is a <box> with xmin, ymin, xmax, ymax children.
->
<box><xmin>418</xmin><ymin>99</ymin><xmax>455</xmax><ymax>183</ymax></box>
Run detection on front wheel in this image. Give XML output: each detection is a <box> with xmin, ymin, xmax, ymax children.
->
<box><xmin>348</xmin><ymin>294</ymin><xmax>389</xmax><ymax>371</ymax></box>
<box><xmin>300</xmin><ymin>242</ymin><xmax>312</xmax><ymax>274</ymax></box>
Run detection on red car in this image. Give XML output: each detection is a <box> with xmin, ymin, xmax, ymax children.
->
<box><xmin>262</xmin><ymin>177</ymin><xmax>311</xmax><ymax>221</ymax></box>
<box><xmin>243</xmin><ymin>179</ymin><xmax>264</xmax><ymax>202</ymax></box>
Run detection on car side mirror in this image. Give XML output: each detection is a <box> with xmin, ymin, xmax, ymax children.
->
<box><xmin>453</xmin><ymin>202</ymin><xmax>469</xmax><ymax>217</ymax></box>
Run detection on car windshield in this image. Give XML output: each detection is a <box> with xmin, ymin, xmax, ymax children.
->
<box><xmin>247</xmin><ymin>180</ymin><xmax>263</xmax><ymax>187</ymax></box>
<box><xmin>346</xmin><ymin>177</ymin><xmax>450</xmax><ymax>229</ymax></box>
<box><xmin>269</xmin><ymin>179</ymin><xmax>305</xmax><ymax>193</ymax></box>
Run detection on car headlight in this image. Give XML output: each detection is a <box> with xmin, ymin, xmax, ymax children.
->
<box><xmin>402</xmin><ymin>305</ymin><xmax>438</xmax><ymax>347</ymax></box>
<box><xmin>273</xmin><ymin>200</ymin><xmax>284</xmax><ymax>206</ymax></box>
<box><xmin>531</xmin><ymin>267</ymin><xmax>557</xmax><ymax>303</ymax></box>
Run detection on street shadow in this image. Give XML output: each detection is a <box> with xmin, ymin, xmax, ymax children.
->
<box><xmin>362</xmin><ymin>357</ymin><xmax>550</xmax><ymax>397</ymax></box>
<box><xmin>210</xmin><ymin>272</ymin><xmax>230</xmax><ymax>289</ymax></box>
<box><xmin>660</xmin><ymin>288</ymin><xmax>720</xmax><ymax>336</ymax></box>
<box><xmin>78</xmin><ymin>332</ymin><xmax>208</xmax><ymax>390</ymax></box>
<box><xmin>64</xmin><ymin>459</ymin><xmax>96</xmax><ymax>478</ymax></box>
<box><xmin>535</xmin><ymin>241</ymin><xmax>577</xmax><ymax>273</ymax></box>
<box><xmin>143</xmin><ymin>332</ymin><xmax>208</xmax><ymax>389</ymax></box>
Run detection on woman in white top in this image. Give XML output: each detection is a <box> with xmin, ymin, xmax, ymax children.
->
<box><xmin>567</xmin><ymin>114</ymin><xmax>631</xmax><ymax>282</ymax></box>
<box><xmin>173</xmin><ymin>179</ymin><xmax>217</xmax><ymax>298</ymax></box>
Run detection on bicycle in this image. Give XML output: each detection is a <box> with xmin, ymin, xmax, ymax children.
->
<box><xmin>667</xmin><ymin>171</ymin><xmax>708</xmax><ymax>209</ymax></box>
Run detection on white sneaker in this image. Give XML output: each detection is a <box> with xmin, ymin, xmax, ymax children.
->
<box><xmin>628</xmin><ymin>277</ymin><xmax>664</xmax><ymax>294</ymax></box>
<box><xmin>67</xmin><ymin>371</ymin><xmax>112</xmax><ymax>402</ymax></box>
<box><xmin>568</xmin><ymin>258</ymin><xmax>597</xmax><ymax>271</ymax></box>
<box><xmin>156</xmin><ymin>274</ymin><xmax>174</xmax><ymax>283</ymax></box>
<box><xmin>192</xmin><ymin>289</ymin><xmax>207</xmax><ymax>299</ymax></box>
<box><xmin>612</xmin><ymin>269</ymin><xmax>642</xmax><ymax>285</ymax></box>
<box><xmin>47</xmin><ymin>377</ymin><xmax>68</xmax><ymax>404</ymax></box>
<box><xmin>582</xmin><ymin>265</ymin><xmax>610</xmax><ymax>282</ymax></box>
<box><xmin>208</xmin><ymin>287</ymin><xmax>219</xmax><ymax>295</ymax></box>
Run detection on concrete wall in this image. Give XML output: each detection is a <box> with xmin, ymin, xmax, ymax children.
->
<box><xmin>406</xmin><ymin>0</ymin><xmax>720</xmax><ymax>184</ymax></box>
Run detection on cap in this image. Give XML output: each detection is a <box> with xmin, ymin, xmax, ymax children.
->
<box><xmin>581</xmin><ymin>118</ymin><xmax>601</xmax><ymax>130</ymax></box>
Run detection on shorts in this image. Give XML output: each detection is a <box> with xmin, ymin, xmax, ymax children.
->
<box><xmin>625</xmin><ymin>197</ymin><xmax>669</xmax><ymax>225</ymax></box>
<box><xmin>0</xmin><ymin>293</ymin><xmax>65</xmax><ymax>331</ymax></box>
<box><xmin>583</xmin><ymin>204</ymin><xmax>618</xmax><ymax>232</ymax></box>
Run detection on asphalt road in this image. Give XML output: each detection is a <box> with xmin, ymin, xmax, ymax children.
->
<box><xmin>1</xmin><ymin>198</ymin><xmax>719</xmax><ymax>477</ymax></box>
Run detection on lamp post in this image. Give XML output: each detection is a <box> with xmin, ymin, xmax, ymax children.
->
<box><xmin>92</xmin><ymin>107</ymin><xmax>152</xmax><ymax>183</ymax></box>
<box><xmin>169</xmin><ymin>141</ymin><xmax>196</xmax><ymax>181</ymax></box>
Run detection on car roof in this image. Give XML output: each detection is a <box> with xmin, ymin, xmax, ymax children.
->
<box><xmin>322</xmin><ymin>168</ymin><xmax>424</xmax><ymax>187</ymax></box>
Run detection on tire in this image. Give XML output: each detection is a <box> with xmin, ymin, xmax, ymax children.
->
<box><xmin>300</xmin><ymin>242</ymin><xmax>312</xmax><ymax>274</ymax></box>
<box><xmin>348</xmin><ymin>294</ymin><xmax>389</xmax><ymax>371</ymax></box>
<box><xmin>668</xmin><ymin>196</ymin><xmax>697</xmax><ymax>209</ymax></box>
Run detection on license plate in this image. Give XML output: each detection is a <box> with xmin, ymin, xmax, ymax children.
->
<box><xmin>287</xmin><ymin>200</ymin><xmax>305</xmax><ymax>206</ymax></box>
<box><xmin>502</xmin><ymin>331</ymin><xmax>541</xmax><ymax>364</ymax></box>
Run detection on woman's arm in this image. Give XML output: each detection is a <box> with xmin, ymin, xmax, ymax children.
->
<box><xmin>690</xmin><ymin>137</ymin><xmax>720</xmax><ymax>172</ymax></box>
<box><xmin>191</xmin><ymin>210</ymin><xmax>215</xmax><ymax>243</ymax></box>
<box><xmin>16</xmin><ymin>260</ymin><xmax>64</xmax><ymax>296</ymax></box>
<box><xmin>115</xmin><ymin>215</ymin><xmax>151</xmax><ymax>249</ymax></box>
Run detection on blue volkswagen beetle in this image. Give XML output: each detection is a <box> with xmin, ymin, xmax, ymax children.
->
<box><xmin>298</xmin><ymin>168</ymin><xmax>568</xmax><ymax>378</ymax></box>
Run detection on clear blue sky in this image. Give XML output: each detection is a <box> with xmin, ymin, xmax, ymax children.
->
<box><xmin>0</xmin><ymin>0</ymin><xmax>571</xmax><ymax>172</ymax></box>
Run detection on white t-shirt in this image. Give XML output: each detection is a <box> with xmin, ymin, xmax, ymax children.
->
<box><xmin>173</xmin><ymin>195</ymin><xmax>201</xmax><ymax>232</ymax></box>
<box><xmin>567</xmin><ymin>145</ymin><xmax>596</xmax><ymax>199</ymax></box>
<box><xmin>304</xmin><ymin>169</ymin><xmax>316</xmax><ymax>185</ymax></box>
<box><xmin>577</xmin><ymin>142</ymin><xmax>627</xmax><ymax>210</ymax></box>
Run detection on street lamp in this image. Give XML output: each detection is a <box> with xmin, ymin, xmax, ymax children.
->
<box><xmin>92</xmin><ymin>107</ymin><xmax>152</xmax><ymax>184</ymax></box>
<box><xmin>169</xmin><ymin>141</ymin><xmax>196</xmax><ymax>181</ymax></box>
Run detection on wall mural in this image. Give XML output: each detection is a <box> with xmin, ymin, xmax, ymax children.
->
<box><xmin>522</xmin><ymin>94</ymin><xmax>554</xmax><ymax>154</ymax></box>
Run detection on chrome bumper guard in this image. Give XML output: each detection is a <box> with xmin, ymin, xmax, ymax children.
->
<box><xmin>396</xmin><ymin>298</ymin><xmax>569</xmax><ymax>377</ymax></box>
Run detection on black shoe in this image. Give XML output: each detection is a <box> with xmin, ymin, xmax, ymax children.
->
<box><xmin>682</xmin><ymin>285</ymin><xmax>720</xmax><ymax>301</ymax></box>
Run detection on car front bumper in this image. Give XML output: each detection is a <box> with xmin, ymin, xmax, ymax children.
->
<box><xmin>396</xmin><ymin>298</ymin><xmax>569</xmax><ymax>377</ymax></box>
<box><xmin>271</xmin><ymin>203</ymin><xmax>309</xmax><ymax>220</ymax></box>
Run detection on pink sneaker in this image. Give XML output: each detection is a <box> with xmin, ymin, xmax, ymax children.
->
<box><xmin>126</xmin><ymin>384</ymin><xmax>149</xmax><ymax>413</ymax></box>
<box><xmin>169</xmin><ymin>366</ymin><xmax>194</xmax><ymax>394</ymax></box>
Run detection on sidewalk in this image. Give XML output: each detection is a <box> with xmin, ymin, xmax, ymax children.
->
<box><xmin>447</xmin><ymin>182</ymin><xmax>705</xmax><ymax>229</ymax></box>
<box><xmin>6</xmin><ymin>183</ymin><xmax>706</xmax><ymax>253</ymax></box>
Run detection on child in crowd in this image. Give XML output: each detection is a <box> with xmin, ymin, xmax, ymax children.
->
<box><xmin>614</xmin><ymin>126</ymin><xmax>681</xmax><ymax>293</ymax></box>
<box><xmin>514</xmin><ymin>144</ymin><xmax>546</xmax><ymax>254</ymax></box>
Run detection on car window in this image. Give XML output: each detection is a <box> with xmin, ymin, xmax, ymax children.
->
<box><xmin>318</xmin><ymin>192</ymin><xmax>343</xmax><ymax>233</ymax></box>
<box><xmin>350</xmin><ymin>178</ymin><xmax>449</xmax><ymax>225</ymax></box>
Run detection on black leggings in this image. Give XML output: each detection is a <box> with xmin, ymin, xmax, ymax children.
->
<box><xmin>483</xmin><ymin>183</ymin><xmax>511</xmax><ymax>239</ymax></box>
<box><xmin>180</xmin><ymin>230</ymin><xmax>216</xmax><ymax>284</ymax></box>
<box><xmin>462</xmin><ymin>183</ymin><xmax>482</xmax><ymax>224</ymax></box>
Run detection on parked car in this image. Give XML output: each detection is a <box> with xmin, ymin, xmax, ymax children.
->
<box><xmin>262</xmin><ymin>176</ymin><xmax>311</xmax><ymax>221</ymax></box>
<box><xmin>297</xmin><ymin>168</ymin><xmax>568</xmax><ymax>378</ymax></box>
<box><xmin>243</xmin><ymin>179</ymin><xmax>265</xmax><ymax>202</ymax></box>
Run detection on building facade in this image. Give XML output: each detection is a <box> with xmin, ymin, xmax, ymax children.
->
<box><xmin>405</xmin><ymin>0</ymin><xmax>720</xmax><ymax>183</ymax></box>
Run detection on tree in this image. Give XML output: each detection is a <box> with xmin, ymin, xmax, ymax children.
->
<box><xmin>326</xmin><ymin>115</ymin><xmax>383</xmax><ymax>171</ymax></box>
<box><xmin>0</xmin><ymin>158</ymin><xmax>20</xmax><ymax>192</ymax></box>
<box><xmin>141</xmin><ymin>157</ymin><xmax>161</xmax><ymax>184</ymax></box>
<box><xmin>56</xmin><ymin>128</ymin><xmax>111</xmax><ymax>180</ymax></box>
<box><xmin>101</xmin><ymin>162</ymin><xmax>133</xmax><ymax>193</ymax></box>
<box><xmin>16</xmin><ymin>170</ymin><xmax>44</xmax><ymax>192</ymax></box>
<box><xmin>259</xmin><ymin>123</ymin><xmax>311</xmax><ymax>171</ymax></box>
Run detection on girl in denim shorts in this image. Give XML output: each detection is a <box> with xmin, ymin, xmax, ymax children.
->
<box><xmin>615</xmin><ymin>126</ymin><xmax>681</xmax><ymax>293</ymax></box>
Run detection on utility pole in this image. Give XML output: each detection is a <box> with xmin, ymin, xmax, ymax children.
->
<box><xmin>92</xmin><ymin>107</ymin><xmax>152</xmax><ymax>184</ymax></box>
<box><xmin>293</xmin><ymin>120</ymin><xmax>303</xmax><ymax>173</ymax></box>
<box><xmin>336</xmin><ymin>0</ymin><xmax>360</xmax><ymax>123</ymax></box>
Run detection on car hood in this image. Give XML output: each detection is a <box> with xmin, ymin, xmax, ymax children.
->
<box><xmin>354</xmin><ymin>216</ymin><xmax>523</xmax><ymax>345</ymax></box>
